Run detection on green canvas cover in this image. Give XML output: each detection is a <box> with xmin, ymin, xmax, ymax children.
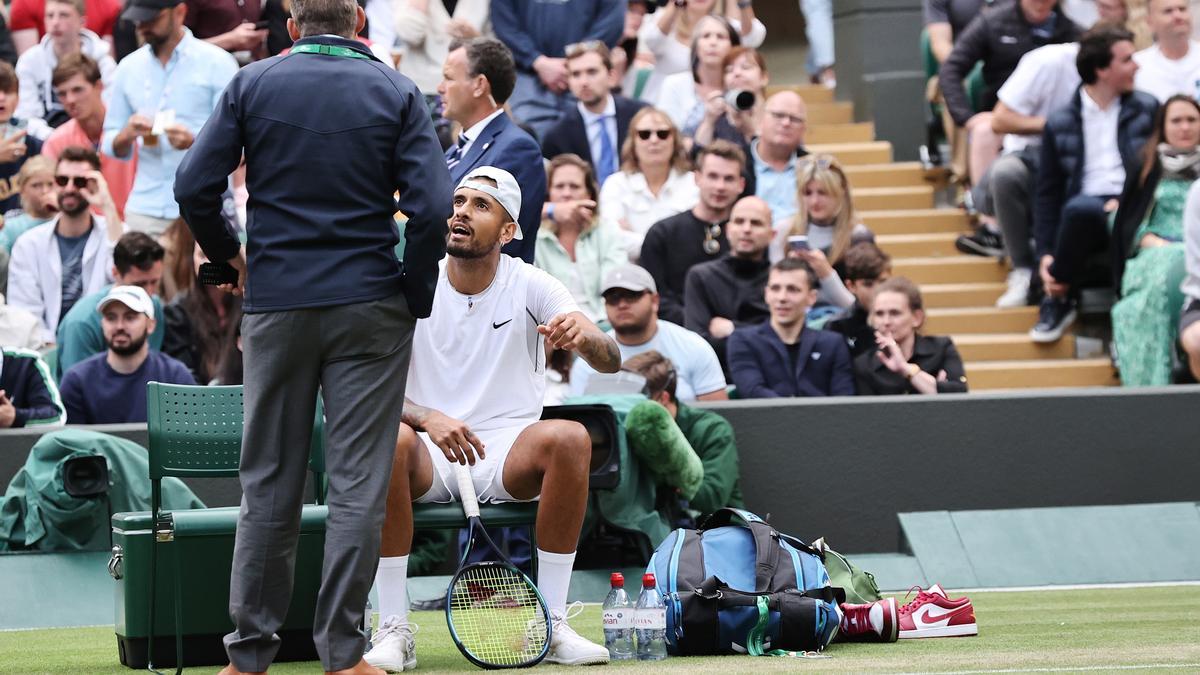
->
<box><xmin>567</xmin><ymin>393</ymin><xmax>671</xmax><ymax>549</ymax></box>
<box><xmin>0</xmin><ymin>429</ymin><xmax>204</xmax><ymax>552</ymax></box>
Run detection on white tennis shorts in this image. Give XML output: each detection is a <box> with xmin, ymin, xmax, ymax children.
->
<box><xmin>413</xmin><ymin>422</ymin><xmax>539</xmax><ymax>504</ymax></box>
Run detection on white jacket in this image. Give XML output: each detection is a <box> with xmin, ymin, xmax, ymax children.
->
<box><xmin>8</xmin><ymin>217</ymin><xmax>115</xmax><ymax>344</ymax></box>
<box><xmin>394</xmin><ymin>0</ymin><xmax>490</xmax><ymax>93</ymax></box>
<box><xmin>15</xmin><ymin>30</ymin><xmax>117</xmax><ymax>141</ymax></box>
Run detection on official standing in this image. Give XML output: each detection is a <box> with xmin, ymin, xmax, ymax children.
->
<box><xmin>173</xmin><ymin>0</ymin><xmax>452</xmax><ymax>671</ymax></box>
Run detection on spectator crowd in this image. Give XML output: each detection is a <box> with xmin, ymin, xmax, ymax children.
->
<box><xmin>0</xmin><ymin>0</ymin><xmax>1195</xmax><ymax>530</ymax></box>
<box><xmin>931</xmin><ymin>0</ymin><xmax>1200</xmax><ymax>386</ymax></box>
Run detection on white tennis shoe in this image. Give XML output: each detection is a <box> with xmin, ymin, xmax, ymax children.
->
<box><xmin>545</xmin><ymin>602</ymin><xmax>610</xmax><ymax>665</ymax></box>
<box><xmin>363</xmin><ymin>616</ymin><xmax>417</xmax><ymax>672</ymax></box>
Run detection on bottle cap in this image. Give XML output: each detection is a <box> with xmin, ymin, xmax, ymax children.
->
<box><xmin>642</xmin><ymin>572</ymin><xmax>656</xmax><ymax>588</ymax></box>
<box><xmin>610</xmin><ymin>572</ymin><xmax>624</xmax><ymax>587</ymax></box>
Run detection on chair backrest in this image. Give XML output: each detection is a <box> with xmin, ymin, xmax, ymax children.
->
<box><xmin>146</xmin><ymin>382</ymin><xmax>244</xmax><ymax>481</ymax></box>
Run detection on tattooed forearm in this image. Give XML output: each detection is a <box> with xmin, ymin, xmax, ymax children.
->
<box><xmin>401</xmin><ymin>398</ymin><xmax>433</xmax><ymax>430</ymax></box>
<box><xmin>580</xmin><ymin>330</ymin><xmax>622</xmax><ymax>373</ymax></box>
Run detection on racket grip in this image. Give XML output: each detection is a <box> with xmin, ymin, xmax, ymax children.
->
<box><xmin>451</xmin><ymin>461</ymin><xmax>481</xmax><ymax>518</ymax></box>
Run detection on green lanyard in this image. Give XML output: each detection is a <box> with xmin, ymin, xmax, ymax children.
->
<box><xmin>291</xmin><ymin>43</ymin><xmax>370</xmax><ymax>60</ymax></box>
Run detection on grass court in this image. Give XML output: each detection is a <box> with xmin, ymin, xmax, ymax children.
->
<box><xmin>3</xmin><ymin>585</ymin><xmax>1198</xmax><ymax>674</ymax></box>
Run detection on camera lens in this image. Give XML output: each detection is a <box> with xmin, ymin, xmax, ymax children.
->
<box><xmin>724</xmin><ymin>90</ymin><xmax>756</xmax><ymax>111</ymax></box>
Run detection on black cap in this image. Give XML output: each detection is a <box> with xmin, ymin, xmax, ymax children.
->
<box><xmin>121</xmin><ymin>0</ymin><xmax>183</xmax><ymax>24</ymax></box>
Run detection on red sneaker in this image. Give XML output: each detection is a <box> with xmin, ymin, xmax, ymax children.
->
<box><xmin>837</xmin><ymin>597</ymin><xmax>898</xmax><ymax>642</ymax></box>
<box><xmin>898</xmin><ymin>585</ymin><xmax>978</xmax><ymax>638</ymax></box>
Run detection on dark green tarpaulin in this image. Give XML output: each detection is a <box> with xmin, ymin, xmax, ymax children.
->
<box><xmin>0</xmin><ymin>429</ymin><xmax>204</xmax><ymax>552</ymax></box>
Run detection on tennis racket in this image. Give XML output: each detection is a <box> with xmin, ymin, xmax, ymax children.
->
<box><xmin>445</xmin><ymin>461</ymin><xmax>551</xmax><ymax>669</ymax></box>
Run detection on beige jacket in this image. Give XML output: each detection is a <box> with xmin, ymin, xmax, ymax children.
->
<box><xmin>394</xmin><ymin>0</ymin><xmax>491</xmax><ymax>93</ymax></box>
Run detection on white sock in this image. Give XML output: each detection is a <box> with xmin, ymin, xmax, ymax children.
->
<box><xmin>536</xmin><ymin>549</ymin><xmax>576</xmax><ymax>617</ymax></box>
<box><xmin>375</xmin><ymin>555</ymin><xmax>409</xmax><ymax>624</ymax></box>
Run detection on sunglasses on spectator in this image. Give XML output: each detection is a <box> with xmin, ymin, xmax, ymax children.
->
<box><xmin>565</xmin><ymin>40</ymin><xmax>606</xmax><ymax>58</ymax></box>
<box><xmin>798</xmin><ymin>155</ymin><xmax>836</xmax><ymax>171</ymax></box>
<box><xmin>54</xmin><ymin>175</ymin><xmax>91</xmax><ymax>188</ymax></box>
<box><xmin>636</xmin><ymin>129</ymin><xmax>672</xmax><ymax>141</ymax></box>
<box><xmin>703</xmin><ymin>222</ymin><xmax>723</xmax><ymax>256</ymax></box>
<box><xmin>603</xmin><ymin>289</ymin><xmax>649</xmax><ymax>305</ymax></box>
<box><xmin>766</xmin><ymin>110</ymin><xmax>806</xmax><ymax>126</ymax></box>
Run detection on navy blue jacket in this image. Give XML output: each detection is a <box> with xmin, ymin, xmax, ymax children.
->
<box><xmin>0</xmin><ymin>349</ymin><xmax>64</xmax><ymax>427</ymax></box>
<box><xmin>540</xmin><ymin>95</ymin><xmax>647</xmax><ymax>166</ymax></box>
<box><xmin>727</xmin><ymin>321</ymin><xmax>855</xmax><ymax>398</ymax></box>
<box><xmin>447</xmin><ymin>112</ymin><xmax>545</xmax><ymax>263</ymax></box>
<box><xmin>175</xmin><ymin>35</ymin><xmax>452</xmax><ymax>318</ymax></box>
<box><xmin>491</xmin><ymin>0</ymin><xmax>625</xmax><ymax>71</ymax></box>
<box><xmin>1034</xmin><ymin>87</ymin><xmax>1157</xmax><ymax>258</ymax></box>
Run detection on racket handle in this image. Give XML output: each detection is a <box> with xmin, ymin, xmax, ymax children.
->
<box><xmin>451</xmin><ymin>461</ymin><xmax>481</xmax><ymax>518</ymax></box>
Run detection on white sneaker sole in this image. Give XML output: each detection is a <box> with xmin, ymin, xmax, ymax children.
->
<box><xmin>899</xmin><ymin>622</ymin><xmax>978</xmax><ymax>638</ymax></box>
<box><xmin>364</xmin><ymin>652</ymin><xmax>416</xmax><ymax>672</ymax></box>
<box><xmin>545</xmin><ymin>652</ymin><xmax>611</xmax><ymax>666</ymax></box>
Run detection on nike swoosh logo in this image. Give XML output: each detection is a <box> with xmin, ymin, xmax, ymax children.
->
<box><xmin>914</xmin><ymin>605</ymin><xmax>968</xmax><ymax>627</ymax></box>
<box><xmin>492</xmin><ymin>319</ymin><xmax>513</xmax><ymax>329</ymax></box>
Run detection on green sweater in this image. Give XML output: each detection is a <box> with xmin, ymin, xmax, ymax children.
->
<box><xmin>676</xmin><ymin>403</ymin><xmax>744</xmax><ymax>517</ymax></box>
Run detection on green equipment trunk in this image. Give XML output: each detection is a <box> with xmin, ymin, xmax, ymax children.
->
<box><xmin>110</xmin><ymin>505</ymin><xmax>328</xmax><ymax>669</ymax></box>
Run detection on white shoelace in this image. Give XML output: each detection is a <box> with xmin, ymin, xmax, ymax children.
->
<box><xmin>551</xmin><ymin>601</ymin><xmax>586</xmax><ymax>635</ymax></box>
<box><xmin>372</xmin><ymin>616</ymin><xmax>418</xmax><ymax>646</ymax></box>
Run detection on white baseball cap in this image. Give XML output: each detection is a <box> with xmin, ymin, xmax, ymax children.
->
<box><xmin>455</xmin><ymin>166</ymin><xmax>523</xmax><ymax>239</ymax></box>
<box><xmin>97</xmin><ymin>285</ymin><xmax>155</xmax><ymax>319</ymax></box>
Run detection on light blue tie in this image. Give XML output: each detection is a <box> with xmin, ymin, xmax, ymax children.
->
<box><xmin>446</xmin><ymin>134</ymin><xmax>468</xmax><ymax>171</ymax></box>
<box><xmin>595</xmin><ymin>115</ymin><xmax>616</xmax><ymax>186</ymax></box>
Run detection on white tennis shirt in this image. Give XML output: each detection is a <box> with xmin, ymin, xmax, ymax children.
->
<box><xmin>406</xmin><ymin>255</ymin><xmax>581</xmax><ymax>432</ymax></box>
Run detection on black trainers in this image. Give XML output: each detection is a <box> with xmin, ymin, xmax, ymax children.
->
<box><xmin>1029</xmin><ymin>297</ymin><xmax>1077</xmax><ymax>343</ymax></box>
<box><xmin>955</xmin><ymin>228</ymin><xmax>1005</xmax><ymax>258</ymax></box>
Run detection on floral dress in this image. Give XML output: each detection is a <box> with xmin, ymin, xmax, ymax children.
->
<box><xmin>1111</xmin><ymin>177</ymin><xmax>1190</xmax><ymax>386</ymax></box>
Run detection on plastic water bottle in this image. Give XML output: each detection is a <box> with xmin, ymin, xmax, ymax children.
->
<box><xmin>634</xmin><ymin>573</ymin><xmax>667</xmax><ymax>661</ymax></box>
<box><xmin>602</xmin><ymin>572</ymin><xmax>635</xmax><ymax>660</ymax></box>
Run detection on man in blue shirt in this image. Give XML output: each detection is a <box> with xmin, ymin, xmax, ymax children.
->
<box><xmin>101</xmin><ymin>0</ymin><xmax>237</xmax><ymax>236</ymax></box>
<box><xmin>58</xmin><ymin>285</ymin><xmax>194</xmax><ymax>424</ymax></box>
<box><xmin>570</xmin><ymin>264</ymin><xmax>729</xmax><ymax>401</ymax></box>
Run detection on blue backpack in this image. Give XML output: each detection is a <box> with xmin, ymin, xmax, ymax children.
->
<box><xmin>646</xmin><ymin>508</ymin><xmax>842</xmax><ymax>655</ymax></box>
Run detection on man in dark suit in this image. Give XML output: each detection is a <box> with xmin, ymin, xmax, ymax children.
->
<box><xmin>726</xmin><ymin>258</ymin><xmax>854</xmax><ymax>398</ymax></box>
<box><xmin>440</xmin><ymin>36</ymin><xmax>545</xmax><ymax>263</ymax></box>
<box><xmin>174</xmin><ymin>0</ymin><xmax>452</xmax><ymax>670</ymax></box>
<box><xmin>540</xmin><ymin>41</ymin><xmax>645</xmax><ymax>187</ymax></box>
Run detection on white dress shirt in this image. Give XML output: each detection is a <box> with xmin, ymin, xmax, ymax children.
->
<box><xmin>1079</xmin><ymin>88</ymin><xmax>1125</xmax><ymax>197</ymax></box>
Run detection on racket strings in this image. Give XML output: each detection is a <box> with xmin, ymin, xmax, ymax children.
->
<box><xmin>449</xmin><ymin>564</ymin><xmax>548</xmax><ymax>666</ymax></box>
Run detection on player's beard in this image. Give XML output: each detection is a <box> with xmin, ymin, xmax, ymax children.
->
<box><xmin>446</xmin><ymin>231</ymin><xmax>500</xmax><ymax>259</ymax></box>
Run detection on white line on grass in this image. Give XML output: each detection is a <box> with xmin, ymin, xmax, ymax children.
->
<box><xmin>901</xmin><ymin>664</ymin><xmax>1200</xmax><ymax>674</ymax></box>
<box><xmin>947</xmin><ymin>580</ymin><xmax>1200</xmax><ymax>594</ymax></box>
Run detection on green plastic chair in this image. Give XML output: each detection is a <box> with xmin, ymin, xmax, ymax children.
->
<box><xmin>144</xmin><ymin>382</ymin><xmax>325</xmax><ymax>673</ymax></box>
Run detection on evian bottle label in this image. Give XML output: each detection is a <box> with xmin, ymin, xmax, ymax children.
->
<box><xmin>602</xmin><ymin>608</ymin><xmax>631</xmax><ymax>629</ymax></box>
<box><xmin>633</xmin><ymin>607</ymin><xmax>666</xmax><ymax>630</ymax></box>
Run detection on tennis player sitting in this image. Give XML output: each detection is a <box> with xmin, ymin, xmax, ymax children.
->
<box><xmin>365</xmin><ymin>166</ymin><xmax>622</xmax><ymax>671</ymax></box>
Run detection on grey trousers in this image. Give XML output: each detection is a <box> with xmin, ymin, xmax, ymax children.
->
<box><xmin>991</xmin><ymin>149</ymin><xmax>1040</xmax><ymax>271</ymax></box>
<box><xmin>224</xmin><ymin>293</ymin><xmax>414</xmax><ymax>671</ymax></box>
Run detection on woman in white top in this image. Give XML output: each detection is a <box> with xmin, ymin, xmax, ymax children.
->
<box><xmin>654</xmin><ymin>15</ymin><xmax>741</xmax><ymax>139</ymax></box>
<box><xmin>637</xmin><ymin>0</ymin><xmax>765</xmax><ymax>103</ymax></box>
<box><xmin>598</xmin><ymin>107</ymin><xmax>700</xmax><ymax>260</ymax></box>
<box><xmin>393</xmin><ymin>0</ymin><xmax>490</xmax><ymax>94</ymax></box>
<box><xmin>776</xmin><ymin>155</ymin><xmax>876</xmax><ymax>313</ymax></box>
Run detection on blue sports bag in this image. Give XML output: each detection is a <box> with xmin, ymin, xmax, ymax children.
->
<box><xmin>646</xmin><ymin>508</ymin><xmax>842</xmax><ymax>655</ymax></box>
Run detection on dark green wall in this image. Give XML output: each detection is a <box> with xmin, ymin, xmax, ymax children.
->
<box><xmin>697</xmin><ymin>386</ymin><xmax>1200</xmax><ymax>552</ymax></box>
<box><xmin>4</xmin><ymin>386</ymin><xmax>1198</xmax><ymax>554</ymax></box>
